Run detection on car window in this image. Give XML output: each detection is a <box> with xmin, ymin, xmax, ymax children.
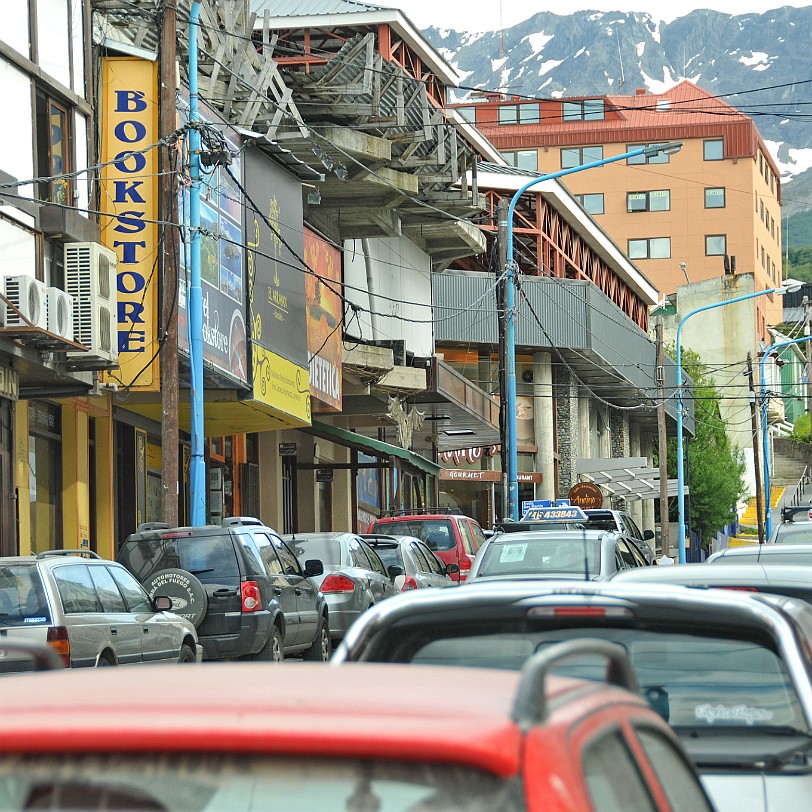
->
<box><xmin>583</xmin><ymin>730</ymin><xmax>657</xmax><ymax>812</ymax></box>
<box><xmin>477</xmin><ymin>538</ymin><xmax>600</xmax><ymax>578</ymax></box>
<box><xmin>108</xmin><ymin>566</ymin><xmax>153</xmax><ymax>613</ymax></box>
<box><xmin>409</xmin><ymin>542</ymin><xmax>432</xmax><ymax>573</ymax></box>
<box><xmin>626</xmin><ymin>539</ymin><xmax>648</xmax><ymax>567</ymax></box>
<box><xmin>88</xmin><ymin>566</ymin><xmax>128</xmax><ymax>613</ymax></box>
<box><xmin>237</xmin><ymin>532</ymin><xmax>267</xmax><ymax>580</ymax></box>
<box><xmin>469</xmin><ymin>522</ymin><xmax>487</xmax><ymax>551</ymax></box>
<box><xmin>417</xmin><ymin>542</ymin><xmax>446</xmax><ymax>576</ymax></box>
<box><xmin>348</xmin><ymin>539</ymin><xmax>373</xmax><ymax>570</ymax></box>
<box><xmin>459</xmin><ymin>521</ymin><xmax>476</xmax><ymax>555</ymax></box>
<box><xmin>0</xmin><ymin>565</ymin><xmax>50</xmax><ymax>626</ymax></box>
<box><xmin>361</xmin><ymin>541</ymin><xmax>387</xmax><ymax>576</ymax></box>
<box><xmin>181</xmin><ymin>537</ymin><xmax>240</xmax><ymax>580</ymax></box>
<box><xmin>616</xmin><ymin>539</ymin><xmax>639</xmax><ymax>568</ymax></box>
<box><xmin>256</xmin><ymin>533</ymin><xmax>283</xmax><ymax>575</ymax></box>
<box><xmin>273</xmin><ymin>538</ymin><xmax>302</xmax><ymax>577</ymax></box>
<box><xmin>624</xmin><ymin>516</ymin><xmax>645</xmax><ymax>541</ymax></box>
<box><xmin>291</xmin><ymin>537</ymin><xmax>342</xmax><ymax>567</ymax></box>
<box><xmin>367</xmin><ymin>543</ymin><xmax>403</xmax><ymax>570</ymax></box>
<box><xmin>386</xmin><ymin>521</ymin><xmax>455</xmax><ymax>551</ymax></box>
<box><xmin>634</xmin><ymin>727</ymin><xmax>713</xmax><ymax>812</ymax></box>
<box><xmin>52</xmin><ymin>565</ymin><xmax>102</xmax><ymax>614</ymax></box>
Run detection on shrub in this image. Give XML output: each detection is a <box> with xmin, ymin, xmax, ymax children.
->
<box><xmin>793</xmin><ymin>413</ymin><xmax>811</xmax><ymax>444</ymax></box>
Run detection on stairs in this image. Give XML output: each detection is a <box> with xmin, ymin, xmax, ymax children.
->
<box><xmin>739</xmin><ymin>487</ymin><xmax>785</xmax><ymax>529</ymax></box>
<box><xmin>739</xmin><ymin>445</ymin><xmax>809</xmax><ymax>530</ymax></box>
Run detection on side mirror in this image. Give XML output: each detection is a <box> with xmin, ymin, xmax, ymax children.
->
<box><xmin>304</xmin><ymin>559</ymin><xmax>324</xmax><ymax>577</ymax></box>
<box><xmin>154</xmin><ymin>594</ymin><xmax>173</xmax><ymax>612</ymax></box>
<box><xmin>643</xmin><ymin>530</ymin><xmax>655</xmax><ymax>541</ymax></box>
<box><xmin>445</xmin><ymin>563</ymin><xmax>460</xmax><ymax>575</ymax></box>
<box><xmin>387</xmin><ymin>564</ymin><xmax>404</xmax><ymax>581</ymax></box>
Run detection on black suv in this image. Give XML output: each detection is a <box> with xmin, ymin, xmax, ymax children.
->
<box><xmin>117</xmin><ymin>518</ymin><xmax>330</xmax><ymax>662</ymax></box>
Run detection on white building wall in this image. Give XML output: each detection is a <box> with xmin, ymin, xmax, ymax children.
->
<box><xmin>6</xmin><ymin>4</ymin><xmax>30</xmax><ymax>56</ymax></box>
<box><xmin>37</xmin><ymin>0</ymin><xmax>72</xmax><ymax>88</ymax></box>
<box><xmin>343</xmin><ymin>236</ymin><xmax>434</xmax><ymax>357</ymax></box>
<box><xmin>0</xmin><ymin>61</ymin><xmax>34</xmax><ymax>194</ymax></box>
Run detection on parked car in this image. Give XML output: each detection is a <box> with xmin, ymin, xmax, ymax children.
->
<box><xmin>118</xmin><ymin>518</ymin><xmax>330</xmax><ymax>662</ymax></box>
<box><xmin>0</xmin><ymin>639</ymin><xmax>713</xmax><ymax>812</ymax></box>
<box><xmin>282</xmin><ymin>532</ymin><xmax>398</xmax><ymax>647</ymax></box>
<box><xmin>334</xmin><ymin>580</ymin><xmax>812</xmax><ymax>812</ymax></box>
<box><xmin>360</xmin><ymin>533</ymin><xmax>457</xmax><ymax>590</ymax></box>
<box><xmin>366</xmin><ymin>507</ymin><xmax>486</xmax><ymax>581</ymax></box>
<box><xmin>0</xmin><ymin>550</ymin><xmax>200</xmax><ymax>670</ymax></box>
<box><xmin>582</xmin><ymin>508</ymin><xmax>657</xmax><ymax>562</ymax></box>
<box><xmin>707</xmin><ymin>543</ymin><xmax>812</xmax><ymax>565</ymax></box>
<box><xmin>466</xmin><ymin>529</ymin><xmax>650</xmax><ymax>582</ymax></box>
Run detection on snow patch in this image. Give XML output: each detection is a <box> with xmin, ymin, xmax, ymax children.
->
<box><xmin>575</xmin><ymin>47</ymin><xmax>586</xmax><ymax>57</ymax></box>
<box><xmin>527</xmin><ymin>31</ymin><xmax>553</xmax><ymax>53</ymax></box>
<box><xmin>540</xmin><ymin>77</ymin><xmax>552</xmax><ymax>89</ymax></box>
<box><xmin>648</xmin><ymin>19</ymin><xmax>661</xmax><ymax>43</ymax></box>
<box><xmin>588</xmin><ymin>12</ymin><xmax>604</xmax><ymax>20</ymax></box>
<box><xmin>640</xmin><ymin>66</ymin><xmax>680</xmax><ymax>94</ymax></box>
<box><xmin>437</xmin><ymin>29</ymin><xmax>451</xmax><ymax>39</ymax></box>
<box><xmin>491</xmin><ymin>56</ymin><xmax>508</xmax><ymax>72</ymax></box>
<box><xmin>551</xmin><ymin>90</ymin><xmax>564</xmax><ymax>98</ymax></box>
<box><xmin>765</xmin><ymin>140</ymin><xmax>812</xmax><ymax>180</ymax></box>
<box><xmin>636</xmin><ymin>41</ymin><xmax>645</xmax><ymax>57</ymax></box>
<box><xmin>780</xmin><ymin>119</ymin><xmax>790</xmax><ymax>125</ymax></box>
<box><xmin>739</xmin><ymin>51</ymin><xmax>770</xmax><ymax>67</ymax></box>
<box><xmin>462</xmin><ymin>31</ymin><xmax>485</xmax><ymax>46</ymax></box>
<box><xmin>539</xmin><ymin>59</ymin><xmax>563</xmax><ymax>77</ymax></box>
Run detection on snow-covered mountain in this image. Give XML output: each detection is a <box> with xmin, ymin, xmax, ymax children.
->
<box><xmin>424</xmin><ymin>7</ymin><xmax>812</xmax><ymax>215</ymax></box>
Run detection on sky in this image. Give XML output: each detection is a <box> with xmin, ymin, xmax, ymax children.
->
<box><xmin>384</xmin><ymin>0</ymin><xmax>812</xmax><ymax>30</ymax></box>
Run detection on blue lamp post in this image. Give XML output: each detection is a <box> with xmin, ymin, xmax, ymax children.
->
<box><xmin>675</xmin><ymin>279</ymin><xmax>802</xmax><ymax>562</ymax></box>
<box><xmin>504</xmin><ymin>141</ymin><xmax>682</xmax><ymax>521</ymax></box>
<box><xmin>761</xmin><ymin>333</ymin><xmax>811</xmax><ymax>540</ymax></box>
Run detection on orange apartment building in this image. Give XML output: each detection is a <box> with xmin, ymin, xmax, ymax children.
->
<box><xmin>453</xmin><ymin>80</ymin><xmax>784</xmax><ymax>328</ymax></box>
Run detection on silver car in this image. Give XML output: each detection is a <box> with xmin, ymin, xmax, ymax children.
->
<box><xmin>707</xmin><ymin>544</ymin><xmax>812</xmax><ymax>565</ymax></box>
<box><xmin>284</xmin><ymin>533</ymin><xmax>398</xmax><ymax>646</ymax></box>
<box><xmin>361</xmin><ymin>534</ymin><xmax>457</xmax><ymax>590</ymax></box>
<box><xmin>0</xmin><ymin>550</ymin><xmax>201</xmax><ymax>670</ymax></box>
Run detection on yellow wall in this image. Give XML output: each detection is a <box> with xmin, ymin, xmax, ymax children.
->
<box><xmin>15</xmin><ymin>404</ymin><xmax>30</xmax><ymax>555</ymax></box>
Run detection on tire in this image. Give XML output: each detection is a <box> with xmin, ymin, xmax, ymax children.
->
<box><xmin>96</xmin><ymin>654</ymin><xmax>115</xmax><ymax>667</ymax></box>
<box><xmin>303</xmin><ymin>615</ymin><xmax>331</xmax><ymax>662</ymax></box>
<box><xmin>142</xmin><ymin>568</ymin><xmax>208</xmax><ymax>629</ymax></box>
<box><xmin>251</xmin><ymin>626</ymin><xmax>284</xmax><ymax>663</ymax></box>
<box><xmin>178</xmin><ymin>643</ymin><xmax>196</xmax><ymax>664</ymax></box>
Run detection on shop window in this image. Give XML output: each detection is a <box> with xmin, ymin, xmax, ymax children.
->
<box><xmin>561</xmin><ymin>146</ymin><xmax>604</xmax><ymax>169</ymax></box>
<box><xmin>704</xmin><ymin>188</ymin><xmax>725</xmax><ymax>208</ymax></box>
<box><xmin>705</xmin><ymin>235</ymin><xmax>726</xmax><ymax>256</ymax></box>
<box><xmin>574</xmin><ymin>193</ymin><xmax>605</xmax><ymax>215</ymax></box>
<box><xmin>35</xmin><ymin>91</ymin><xmax>71</xmax><ymax>205</ymax></box>
<box><xmin>28</xmin><ymin>401</ymin><xmax>63</xmax><ymax>553</ymax></box>
<box><xmin>628</xmin><ymin>238</ymin><xmax>671</xmax><ymax>260</ymax></box>
<box><xmin>704</xmin><ymin>139</ymin><xmax>724</xmax><ymax>160</ymax></box>
<box><xmin>626</xmin><ymin>144</ymin><xmax>670</xmax><ymax>165</ymax></box>
<box><xmin>627</xmin><ymin>190</ymin><xmax>670</xmax><ymax>212</ymax></box>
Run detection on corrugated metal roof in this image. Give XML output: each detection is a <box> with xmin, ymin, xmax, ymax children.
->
<box><xmin>478</xmin><ymin>161</ymin><xmax>541</xmax><ymax>178</ymax></box>
<box><xmin>251</xmin><ymin>0</ymin><xmax>387</xmax><ymax>15</ymax></box>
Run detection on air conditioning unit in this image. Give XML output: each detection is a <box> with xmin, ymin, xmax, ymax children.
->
<box><xmin>64</xmin><ymin>242</ymin><xmax>118</xmax><ymax>364</ymax></box>
<box><xmin>45</xmin><ymin>287</ymin><xmax>74</xmax><ymax>341</ymax></box>
<box><xmin>3</xmin><ymin>275</ymin><xmax>47</xmax><ymax>330</ymax></box>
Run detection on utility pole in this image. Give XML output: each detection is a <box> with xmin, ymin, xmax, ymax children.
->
<box><xmin>804</xmin><ymin>295</ymin><xmax>811</xmax><ymax>416</ymax></box>
<box><xmin>159</xmin><ymin>0</ymin><xmax>179</xmax><ymax>526</ymax></box>
<box><xmin>497</xmin><ymin>198</ymin><xmax>509</xmax><ymax>520</ymax></box>
<box><xmin>655</xmin><ymin>320</ymin><xmax>670</xmax><ymax>558</ymax></box>
<box><xmin>747</xmin><ymin>353</ymin><xmax>765</xmax><ymax>545</ymax></box>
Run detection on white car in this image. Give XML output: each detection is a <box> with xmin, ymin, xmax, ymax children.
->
<box><xmin>361</xmin><ymin>534</ymin><xmax>457</xmax><ymax>590</ymax></box>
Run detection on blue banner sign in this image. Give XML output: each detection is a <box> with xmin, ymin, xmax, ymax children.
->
<box><xmin>521</xmin><ymin>505</ymin><xmax>588</xmax><ymax>522</ymax></box>
<box><xmin>521</xmin><ymin>499</ymin><xmax>571</xmax><ymax>513</ymax></box>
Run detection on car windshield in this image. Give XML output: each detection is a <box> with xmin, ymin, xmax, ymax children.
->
<box><xmin>368</xmin><ymin>544</ymin><xmax>404</xmax><ymax>569</ymax></box>
<box><xmin>0</xmin><ymin>754</ymin><xmax>523</xmax><ymax>812</ymax></box>
<box><xmin>0</xmin><ymin>565</ymin><xmax>50</xmax><ymax>627</ymax></box>
<box><xmin>772</xmin><ymin>524</ymin><xmax>812</xmax><ymax>544</ymax></box>
<box><xmin>118</xmin><ymin>536</ymin><xmax>239</xmax><ymax>581</ymax></box>
<box><xmin>476</xmin><ymin>537</ymin><xmax>600</xmax><ymax>579</ymax></box>
<box><xmin>370</xmin><ymin>521</ymin><xmax>455</xmax><ymax>552</ymax></box>
<box><xmin>410</xmin><ymin>627</ymin><xmax>806</xmax><ymax>733</ymax></box>
<box><xmin>290</xmin><ymin>537</ymin><xmax>341</xmax><ymax>566</ymax></box>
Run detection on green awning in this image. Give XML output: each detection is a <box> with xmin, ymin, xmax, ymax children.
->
<box><xmin>308</xmin><ymin>421</ymin><xmax>440</xmax><ymax>477</ymax></box>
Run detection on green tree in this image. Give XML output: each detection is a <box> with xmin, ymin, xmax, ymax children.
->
<box><xmin>666</xmin><ymin>349</ymin><xmax>748</xmax><ymax>549</ymax></box>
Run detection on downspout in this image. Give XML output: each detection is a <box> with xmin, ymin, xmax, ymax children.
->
<box><xmin>362</xmin><ymin>238</ymin><xmax>380</xmax><ymax>341</ymax></box>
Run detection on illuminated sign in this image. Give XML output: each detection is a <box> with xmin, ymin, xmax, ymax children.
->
<box><xmin>521</xmin><ymin>505</ymin><xmax>588</xmax><ymax>522</ymax></box>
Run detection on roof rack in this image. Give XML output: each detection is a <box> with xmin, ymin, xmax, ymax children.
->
<box><xmin>36</xmin><ymin>549</ymin><xmax>102</xmax><ymax>560</ymax></box>
<box><xmin>379</xmin><ymin>506</ymin><xmax>463</xmax><ymax>518</ymax></box>
<box><xmin>512</xmin><ymin>639</ymin><xmax>639</xmax><ymax>728</ymax></box>
<box><xmin>781</xmin><ymin>505</ymin><xmax>812</xmax><ymax>523</ymax></box>
<box><xmin>136</xmin><ymin>522</ymin><xmax>171</xmax><ymax>533</ymax></box>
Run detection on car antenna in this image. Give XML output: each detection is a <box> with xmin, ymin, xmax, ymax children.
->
<box><xmin>582</xmin><ymin>525</ymin><xmax>590</xmax><ymax>581</ymax></box>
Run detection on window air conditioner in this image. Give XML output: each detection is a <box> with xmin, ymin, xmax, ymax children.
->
<box><xmin>64</xmin><ymin>242</ymin><xmax>118</xmax><ymax>364</ymax></box>
<box><xmin>3</xmin><ymin>275</ymin><xmax>47</xmax><ymax>330</ymax></box>
<box><xmin>46</xmin><ymin>287</ymin><xmax>75</xmax><ymax>341</ymax></box>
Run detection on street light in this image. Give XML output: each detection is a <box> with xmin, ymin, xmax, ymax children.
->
<box><xmin>675</xmin><ymin>277</ymin><xmax>802</xmax><ymax>562</ymax></box>
<box><xmin>760</xmin><ymin>332</ymin><xmax>811</xmax><ymax>540</ymax></box>
<box><xmin>504</xmin><ymin>141</ymin><xmax>683</xmax><ymax>520</ymax></box>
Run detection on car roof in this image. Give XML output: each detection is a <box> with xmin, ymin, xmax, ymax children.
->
<box><xmin>613</xmin><ymin>562</ymin><xmax>812</xmax><ymax>587</ymax></box>
<box><xmin>709</xmin><ymin>544</ymin><xmax>812</xmax><ymax>559</ymax></box>
<box><xmin>0</xmin><ymin>662</ymin><xmax>649</xmax><ymax>774</ymax></box>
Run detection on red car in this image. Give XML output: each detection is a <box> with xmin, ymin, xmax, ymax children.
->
<box><xmin>0</xmin><ymin>640</ymin><xmax>712</xmax><ymax>811</ymax></box>
<box><xmin>367</xmin><ymin>507</ymin><xmax>486</xmax><ymax>582</ymax></box>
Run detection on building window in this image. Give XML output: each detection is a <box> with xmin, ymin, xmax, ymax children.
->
<box><xmin>770</xmin><ymin>172</ymin><xmax>774</xmax><ymax>193</ymax></box>
<box><xmin>761</xmin><ymin>245</ymin><xmax>766</xmax><ymax>267</ymax></box>
<box><xmin>502</xmin><ymin>150</ymin><xmax>538</xmax><ymax>171</ymax></box>
<box><xmin>626</xmin><ymin>144</ymin><xmax>671</xmax><ymax>165</ymax></box>
<box><xmin>456</xmin><ymin>106</ymin><xmax>476</xmax><ymax>123</ymax></box>
<box><xmin>628</xmin><ymin>237</ymin><xmax>671</xmax><ymax>259</ymax></box>
<box><xmin>561</xmin><ymin>146</ymin><xmax>604</xmax><ymax>168</ymax></box>
<box><xmin>704</xmin><ymin>139</ymin><xmax>724</xmax><ymax>160</ymax></box>
<box><xmin>562</xmin><ymin>99</ymin><xmax>605</xmax><ymax>121</ymax></box>
<box><xmin>36</xmin><ymin>91</ymin><xmax>71</xmax><ymax>204</ymax></box>
<box><xmin>705</xmin><ymin>187</ymin><xmax>725</xmax><ymax>208</ymax></box>
<box><xmin>627</xmin><ymin>190</ymin><xmax>670</xmax><ymax>212</ymax></box>
<box><xmin>705</xmin><ymin>234</ymin><xmax>726</xmax><ymax>255</ymax></box>
<box><xmin>759</xmin><ymin>152</ymin><xmax>763</xmax><ymax>173</ymax></box>
<box><xmin>498</xmin><ymin>104</ymin><xmax>539</xmax><ymax>124</ymax></box>
<box><xmin>574</xmin><ymin>193</ymin><xmax>605</xmax><ymax>215</ymax></box>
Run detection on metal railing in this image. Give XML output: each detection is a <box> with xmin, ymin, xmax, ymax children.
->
<box><xmin>786</xmin><ymin>465</ymin><xmax>811</xmax><ymax>510</ymax></box>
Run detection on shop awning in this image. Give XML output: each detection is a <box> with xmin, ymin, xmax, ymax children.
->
<box><xmin>308</xmin><ymin>420</ymin><xmax>441</xmax><ymax>477</ymax></box>
<box><xmin>576</xmin><ymin>457</ymin><xmax>686</xmax><ymax>502</ymax></box>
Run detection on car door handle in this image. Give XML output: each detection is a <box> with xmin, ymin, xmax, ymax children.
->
<box><xmin>213</xmin><ymin>588</ymin><xmax>238</xmax><ymax>597</ymax></box>
<box><xmin>294</xmin><ymin>587</ymin><xmax>302</xmax><ymax>596</ymax></box>
<box><xmin>273</xmin><ymin>587</ymin><xmax>282</xmax><ymax>596</ymax></box>
<box><xmin>110</xmin><ymin>628</ymin><xmax>117</xmax><ymax>635</ymax></box>
<box><xmin>142</xmin><ymin>628</ymin><xmax>149</xmax><ymax>634</ymax></box>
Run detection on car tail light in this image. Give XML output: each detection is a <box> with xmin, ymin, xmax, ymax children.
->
<box><xmin>241</xmin><ymin>581</ymin><xmax>262</xmax><ymax>613</ymax></box>
<box><xmin>458</xmin><ymin>568</ymin><xmax>469</xmax><ymax>582</ymax></box>
<box><xmin>527</xmin><ymin>606</ymin><xmax>633</xmax><ymax>619</ymax></box>
<box><xmin>401</xmin><ymin>575</ymin><xmax>418</xmax><ymax>591</ymax></box>
<box><xmin>321</xmin><ymin>574</ymin><xmax>355</xmax><ymax>593</ymax></box>
<box><xmin>719</xmin><ymin>586</ymin><xmax>758</xmax><ymax>592</ymax></box>
<box><xmin>46</xmin><ymin>626</ymin><xmax>71</xmax><ymax>668</ymax></box>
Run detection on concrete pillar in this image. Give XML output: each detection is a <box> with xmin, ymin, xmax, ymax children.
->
<box><xmin>62</xmin><ymin>400</ymin><xmax>90</xmax><ymax>550</ymax></box>
<box><xmin>628</xmin><ymin>423</ymin><xmax>643</xmax><ymax>528</ymax></box>
<box><xmin>555</xmin><ymin>369</ymin><xmax>579</xmax><ymax>496</ymax></box>
<box><xmin>532</xmin><ymin>352</ymin><xmax>555</xmax><ymax>500</ymax></box>
<box><xmin>94</xmin><ymin>402</ymin><xmax>115</xmax><ymax>559</ymax></box>
<box><xmin>332</xmin><ymin>441</ymin><xmax>352</xmax><ymax>532</ymax></box>
<box><xmin>579</xmin><ymin>396</ymin><xmax>591</xmax><ymax>460</ymax></box>
<box><xmin>258</xmin><ymin>431</ymin><xmax>283</xmax><ymax>530</ymax></box>
<box><xmin>15</xmin><ymin>403</ymin><xmax>30</xmax><ymax>555</ymax></box>
<box><xmin>297</xmin><ymin>438</ymin><xmax>318</xmax><ymax>532</ymax></box>
<box><xmin>610</xmin><ymin>411</ymin><xmax>630</xmax><ymax>511</ymax></box>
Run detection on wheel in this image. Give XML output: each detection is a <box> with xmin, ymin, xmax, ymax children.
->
<box><xmin>251</xmin><ymin>626</ymin><xmax>284</xmax><ymax>662</ymax></box>
<box><xmin>177</xmin><ymin>643</ymin><xmax>196</xmax><ymax>664</ymax></box>
<box><xmin>303</xmin><ymin>615</ymin><xmax>331</xmax><ymax>662</ymax></box>
<box><xmin>96</xmin><ymin>654</ymin><xmax>114</xmax><ymax>667</ymax></box>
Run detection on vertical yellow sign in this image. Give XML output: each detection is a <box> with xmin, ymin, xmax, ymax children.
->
<box><xmin>100</xmin><ymin>58</ymin><xmax>160</xmax><ymax>389</ymax></box>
